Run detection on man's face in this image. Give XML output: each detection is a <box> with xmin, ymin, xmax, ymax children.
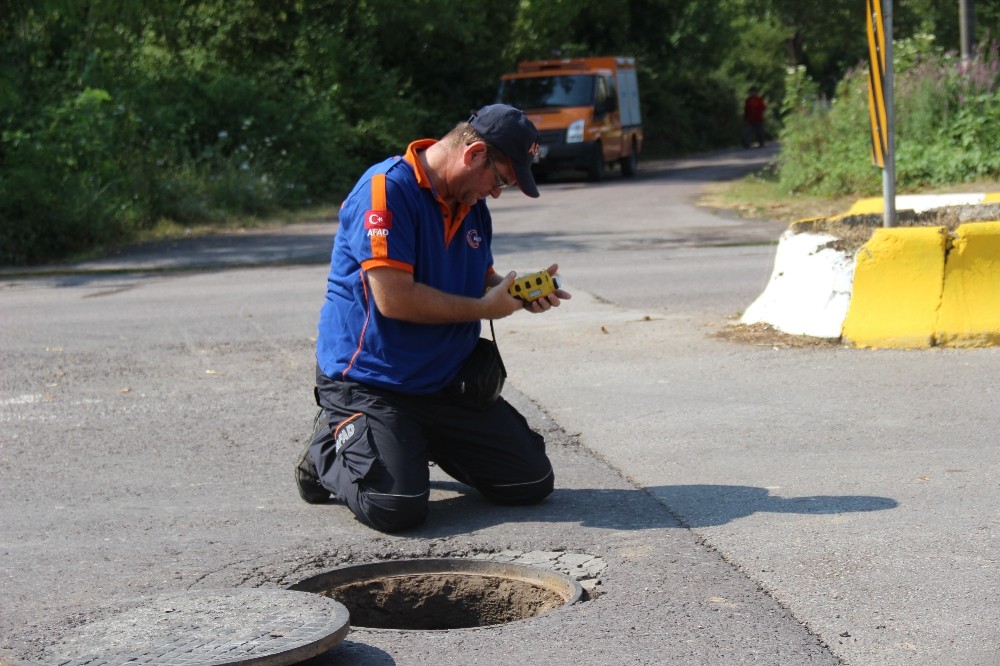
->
<box><xmin>456</xmin><ymin>145</ymin><xmax>516</xmax><ymax>205</ymax></box>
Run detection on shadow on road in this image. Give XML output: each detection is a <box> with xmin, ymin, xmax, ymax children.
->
<box><xmin>409</xmin><ymin>481</ymin><xmax>898</xmax><ymax>535</ymax></box>
<box><xmin>535</xmin><ymin>144</ymin><xmax>780</xmax><ymax>188</ymax></box>
<box><xmin>649</xmin><ymin>484</ymin><xmax>899</xmax><ymax>527</ymax></box>
<box><xmin>301</xmin><ymin>641</ymin><xmax>396</xmax><ymax>666</ymax></box>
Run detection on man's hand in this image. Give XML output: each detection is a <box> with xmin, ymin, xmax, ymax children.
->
<box><xmin>483</xmin><ymin>271</ymin><xmax>531</xmax><ymax>319</ymax></box>
<box><xmin>522</xmin><ymin>263</ymin><xmax>572</xmax><ymax>313</ymax></box>
<box><xmin>367</xmin><ymin>264</ymin><xmax>570</xmax><ymax>325</ymax></box>
<box><xmin>367</xmin><ymin>266</ymin><xmax>524</xmax><ymax>324</ymax></box>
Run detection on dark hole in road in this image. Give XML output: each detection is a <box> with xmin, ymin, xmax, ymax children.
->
<box><xmin>288</xmin><ymin>558</ymin><xmax>583</xmax><ymax>630</ymax></box>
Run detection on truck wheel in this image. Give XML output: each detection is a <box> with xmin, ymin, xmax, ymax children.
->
<box><xmin>587</xmin><ymin>143</ymin><xmax>605</xmax><ymax>182</ymax></box>
<box><xmin>620</xmin><ymin>143</ymin><xmax>638</xmax><ymax>177</ymax></box>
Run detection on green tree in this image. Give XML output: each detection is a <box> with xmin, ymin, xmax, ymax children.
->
<box><xmin>13</xmin><ymin>0</ymin><xmax>998</xmax><ymax>264</ymax></box>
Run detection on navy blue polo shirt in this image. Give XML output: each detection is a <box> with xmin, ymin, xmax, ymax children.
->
<box><xmin>316</xmin><ymin>139</ymin><xmax>495</xmax><ymax>394</ymax></box>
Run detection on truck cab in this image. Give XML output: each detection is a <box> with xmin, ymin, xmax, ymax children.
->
<box><xmin>497</xmin><ymin>56</ymin><xmax>643</xmax><ymax>181</ymax></box>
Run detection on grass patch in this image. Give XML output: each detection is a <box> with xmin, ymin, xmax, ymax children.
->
<box><xmin>698</xmin><ymin>164</ymin><xmax>858</xmax><ymax>223</ymax></box>
<box><xmin>131</xmin><ymin>204</ymin><xmax>339</xmax><ymax>245</ymax></box>
<box><xmin>701</xmin><ymin>164</ymin><xmax>1000</xmax><ymax>228</ymax></box>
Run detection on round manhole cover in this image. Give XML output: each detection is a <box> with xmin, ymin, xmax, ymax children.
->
<box><xmin>288</xmin><ymin>558</ymin><xmax>583</xmax><ymax>631</ymax></box>
<box><xmin>46</xmin><ymin>588</ymin><xmax>349</xmax><ymax>666</ymax></box>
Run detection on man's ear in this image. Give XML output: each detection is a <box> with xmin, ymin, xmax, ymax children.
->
<box><xmin>462</xmin><ymin>141</ymin><xmax>488</xmax><ymax>166</ymax></box>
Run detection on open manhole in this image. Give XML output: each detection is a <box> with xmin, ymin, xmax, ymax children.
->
<box><xmin>288</xmin><ymin>558</ymin><xmax>583</xmax><ymax>631</ymax></box>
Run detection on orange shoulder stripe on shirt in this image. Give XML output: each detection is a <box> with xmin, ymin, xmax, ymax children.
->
<box><xmin>371</xmin><ymin>173</ymin><xmax>387</xmax><ymax>209</ymax></box>
<box><xmin>369</xmin><ymin>174</ymin><xmax>389</xmax><ymax>258</ymax></box>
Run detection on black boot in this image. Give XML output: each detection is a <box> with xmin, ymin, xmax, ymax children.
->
<box><xmin>295</xmin><ymin>409</ymin><xmax>332</xmax><ymax>504</ymax></box>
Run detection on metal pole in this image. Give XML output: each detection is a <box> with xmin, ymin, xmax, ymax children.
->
<box><xmin>960</xmin><ymin>0</ymin><xmax>976</xmax><ymax>63</ymax></box>
<box><xmin>882</xmin><ymin>0</ymin><xmax>896</xmax><ymax>227</ymax></box>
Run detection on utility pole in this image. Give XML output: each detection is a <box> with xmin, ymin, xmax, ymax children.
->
<box><xmin>960</xmin><ymin>0</ymin><xmax>976</xmax><ymax>63</ymax></box>
<box><xmin>883</xmin><ymin>0</ymin><xmax>895</xmax><ymax>228</ymax></box>
<box><xmin>867</xmin><ymin>0</ymin><xmax>896</xmax><ymax>227</ymax></box>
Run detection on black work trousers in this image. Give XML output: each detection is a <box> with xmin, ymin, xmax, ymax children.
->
<box><xmin>309</xmin><ymin>369</ymin><xmax>554</xmax><ymax>533</ymax></box>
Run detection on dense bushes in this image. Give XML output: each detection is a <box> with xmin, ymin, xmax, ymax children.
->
<box><xmin>642</xmin><ymin>74</ymin><xmax>742</xmax><ymax>154</ymax></box>
<box><xmin>0</xmin><ymin>72</ymin><xmax>363</xmax><ymax>264</ymax></box>
<box><xmin>777</xmin><ymin>38</ymin><xmax>1000</xmax><ymax>196</ymax></box>
<box><xmin>0</xmin><ymin>1</ymin><xmax>502</xmax><ymax>265</ymax></box>
<box><xmin>1</xmin><ymin>88</ymin><xmax>141</xmax><ymax>263</ymax></box>
<box><xmin>4</xmin><ymin>1</ymin><xmax>997</xmax><ymax>265</ymax></box>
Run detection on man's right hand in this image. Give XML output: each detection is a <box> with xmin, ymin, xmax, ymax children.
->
<box><xmin>483</xmin><ymin>271</ymin><xmax>529</xmax><ymax>319</ymax></box>
<box><xmin>368</xmin><ymin>266</ymin><xmax>524</xmax><ymax>324</ymax></box>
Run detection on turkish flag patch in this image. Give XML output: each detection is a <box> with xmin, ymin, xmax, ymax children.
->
<box><xmin>364</xmin><ymin>210</ymin><xmax>392</xmax><ymax>230</ymax></box>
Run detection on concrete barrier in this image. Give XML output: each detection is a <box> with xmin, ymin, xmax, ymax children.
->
<box><xmin>842</xmin><ymin>192</ymin><xmax>1000</xmax><ymax>215</ymax></box>
<box><xmin>742</xmin><ymin>194</ymin><xmax>1000</xmax><ymax>349</ymax></box>
<box><xmin>936</xmin><ymin>222</ymin><xmax>1000</xmax><ymax>347</ymax></box>
<box><xmin>740</xmin><ymin>230</ymin><xmax>853</xmax><ymax>338</ymax></box>
<box><xmin>842</xmin><ymin>227</ymin><xmax>948</xmax><ymax>349</ymax></box>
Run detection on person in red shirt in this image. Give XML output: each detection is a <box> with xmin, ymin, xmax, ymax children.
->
<box><xmin>742</xmin><ymin>87</ymin><xmax>767</xmax><ymax>148</ymax></box>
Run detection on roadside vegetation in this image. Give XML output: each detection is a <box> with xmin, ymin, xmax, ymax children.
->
<box><xmin>710</xmin><ymin>34</ymin><xmax>1000</xmax><ymax>223</ymax></box>
<box><xmin>3</xmin><ymin>0</ymin><xmax>1000</xmax><ymax>265</ymax></box>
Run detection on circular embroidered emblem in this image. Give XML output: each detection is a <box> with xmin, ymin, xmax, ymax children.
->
<box><xmin>467</xmin><ymin>229</ymin><xmax>482</xmax><ymax>249</ymax></box>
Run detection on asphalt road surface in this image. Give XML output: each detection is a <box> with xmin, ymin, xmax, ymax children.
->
<box><xmin>2</xmin><ymin>147</ymin><xmax>997</xmax><ymax>666</ymax></box>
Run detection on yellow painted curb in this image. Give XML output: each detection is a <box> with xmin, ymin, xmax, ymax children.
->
<box><xmin>936</xmin><ymin>221</ymin><xmax>1000</xmax><ymax>347</ymax></box>
<box><xmin>842</xmin><ymin>227</ymin><xmax>947</xmax><ymax>348</ymax></box>
<box><xmin>841</xmin><ymin>197</ymin><xmax>884</xmax><ymax>216</ymax></box>
<box><xmin>836</xmin><ymin>193</ymin><xmax>1000</xmax><ymax>218</ymax></box>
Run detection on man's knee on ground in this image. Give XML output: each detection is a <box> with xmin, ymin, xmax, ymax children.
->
<box><xmin>482</xmin><ymin>467</ymin><xmax>554</xmax><ymax>506</ymax></box>
<box><xmin>357</xmin><ymin>490</ymin><xmax>429</xmax><ymax>533</ymax></box>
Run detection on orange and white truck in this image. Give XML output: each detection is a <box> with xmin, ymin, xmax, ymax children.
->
<box><xmin>497</xmin><ymin>56</ymin><xmax>643</xmax><ymax>181</ymax></box>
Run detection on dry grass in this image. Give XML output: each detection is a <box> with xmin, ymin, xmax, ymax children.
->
<box><xmin>701</xmin><ymin>172</ymin><xmax>1000</xmax><ymax>225</ymax></box>
<box><xmin>698</xmin><ymin>178</ymin><xmax>855</xmax><ymax>224</ymax></box>
<box><xmin>712</xmin><ymin>322</ymin><xmax>844</xmax><ymax>348</ymax></box>
<box><xmin>702</xmin><ymin>173</ymin><xmax>1000</xmax><ymax>255</ymax></box>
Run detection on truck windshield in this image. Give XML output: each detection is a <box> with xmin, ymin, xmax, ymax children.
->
<box><xmin>498</xmin><ymin>75</ymin><xmax>596</xmax><ymax>110</ymax></box>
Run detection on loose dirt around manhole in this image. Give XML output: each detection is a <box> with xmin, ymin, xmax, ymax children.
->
<box><xmin>794</xmin><ymin>203</ymin><xmax>1000</xmax><ymax>254</ymax></box>
<box><xmin>323</xmin><ymin>573</ymin><xmax>566</xmax><ymax>630</ymax></box>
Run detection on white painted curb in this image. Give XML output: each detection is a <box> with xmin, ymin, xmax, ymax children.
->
<box><xmin>740</xmin><ymin>230</ymin><xmax>854</xmax><ymax>338</ymax></box>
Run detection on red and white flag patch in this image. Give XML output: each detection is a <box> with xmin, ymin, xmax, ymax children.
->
<box><xmin>364</xmin><ymin>210</ymin><xmax>392</xmax><ymax>230</ymax></box>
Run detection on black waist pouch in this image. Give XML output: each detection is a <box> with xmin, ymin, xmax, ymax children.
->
<box><xmin>447</xmin><ymin>324</ymin><xmax>507</xmax><ymax>409</ymax></box>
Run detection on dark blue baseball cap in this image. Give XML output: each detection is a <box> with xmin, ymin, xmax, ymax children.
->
<box><xmin>469</xmin><ymin>104</ymin><xmax>541</xmax><ymax>198</ymax></box>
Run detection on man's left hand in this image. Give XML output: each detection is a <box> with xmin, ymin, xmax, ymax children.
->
<box><xmin>525</xmin><ymin>263</ymin><xmax>571</xmax><ymax>313</ymax></box>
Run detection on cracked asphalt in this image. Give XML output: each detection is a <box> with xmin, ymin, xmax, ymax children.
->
<box><xmin>2</xmin><ymin>147</ymin><xmax>997</xmax><ymax>665</ymax></box>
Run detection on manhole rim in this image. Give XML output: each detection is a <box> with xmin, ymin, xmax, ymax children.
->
<box><xmin>287</xmin><ymin>557</ymin><xmax>585</xmax><ymax>633</ymax></box>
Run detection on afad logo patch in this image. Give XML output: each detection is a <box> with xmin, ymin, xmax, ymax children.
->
<box><xmin>334</xmin><ymin>422</ymin><xmax>356</xmax><ymax>455</ymax></box>
<box><xmin>365</xmin><ymin>210</ymin><xmax>392</xmax><ymax>237</ymax></box>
